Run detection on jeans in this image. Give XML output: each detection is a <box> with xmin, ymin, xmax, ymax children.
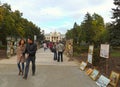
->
<box><xmin>17</xmin><ymin>62</ymin><xmax>24</xmax><ymax>72</ymax></box>
<box><xmin>54</xmin><ymin>51</ymin><xmax>57</xmax><ymax>60</ymax></box>
<box><xmin>58</xmin><ymin>52</ymin><xmax>63</xmax><ymax>62</ymax></box>
<box><xmin>24</xmin><ymin>56</ymin><xmax>36</xmax><ymax>78</ymax></box>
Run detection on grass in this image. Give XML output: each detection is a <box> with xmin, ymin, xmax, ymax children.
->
<box><xmin>110</xmin><ymin>49</ymin><xmax>120</xmax><ymax>58</ymax></box>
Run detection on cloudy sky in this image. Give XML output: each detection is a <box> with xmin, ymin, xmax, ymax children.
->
<box><xmin>1</xmin><ymin>0</ymin><xmax>114</xmax><ymax>34</ymax></box>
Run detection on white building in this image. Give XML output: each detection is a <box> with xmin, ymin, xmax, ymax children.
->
<box><xmin>45</xmin><ymin>32</ymin><xmax>65</xmax><ymax>42</ymax></box>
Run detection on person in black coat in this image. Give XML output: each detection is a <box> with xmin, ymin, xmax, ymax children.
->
<box><xmin>52</xmin><ymin>42</ymin><xmax>57</xmax><ymax>61</ymax></box>
<box><xmin>23</xmin><ymin>37</ymin><xmax>37</xmax><ymax>79</ymax></box>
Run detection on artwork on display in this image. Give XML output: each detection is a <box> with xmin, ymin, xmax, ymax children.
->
<box><xmin>88</xmin><ymin>54</ymin><xmax>92</xmax><ymax>64</ymax></box>
<box><xmin>96</xmin><ymin>75</ymin><xmax>110</xmax><ymax>87</ymax></box>
<box><xmin>88</xmin><ymin>45</ymin><xmax>94</xmax><ymax>55</ymax></box>
<box><xmin>86</xmin><ymin>68</ymin><xmax>93</xmax><ymax>75</ymax></box>
<box><xmin>79</xmin><ymin>61</ymin><xmax>87</xmax><ymax>71</ymax></box>
<box><xmin>65</xmin><ymin>39</ymin><xmax>73</xmax><ymax>56</ymax></box>
<box><xmin>87</xmin><ymin>45</ymin><xmax>94</xmax><ymax>64</ymax></box>
<box><xmin>100</xmin><ymin>44</ymin><xmax>109</xmax><ymax>58</ymax></box>
<box><xmin>90</xmin><ymin>69</ymin><xmax>99</xmax><ymax>80</ymax></box>
<box><xmin>109</xmin><ymin>71</ymin><xmax>120</xmax><ymax>87</ymax></box>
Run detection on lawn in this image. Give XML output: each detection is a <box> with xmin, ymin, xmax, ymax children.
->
<box><xmin>110</xmin><ymin>49</ymin><xmax>120</xmax><ymax>58</ymax></box>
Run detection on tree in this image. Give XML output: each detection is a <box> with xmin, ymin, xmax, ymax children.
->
<box><xmin>110</xmin><ymin>0</ymin><xmax>120</xmax><ymax>46</ymax></box>
<box><xmin>92</xmin><ymin>13</ymin><xmax>105</xmax><ymax>44</ymax></box>
<box><xmin>81</xmin><ymin>13</ymin><xmax>94</xmax><ymax>44</ymax></box>
<box><xmin>0</xmin><ymin>3</ymin><xmax>44</xmax><ymax>45</ymax></box>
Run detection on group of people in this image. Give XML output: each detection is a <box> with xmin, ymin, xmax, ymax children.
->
<box><xmin>16</xmin><ymin>38</ymin><xmax>65</xmax><ymax>80</ymax></box>
<box><xmin>16</xmin><ymin>37</ymin><xmax>37</xmax><ymax>80</ymax></box>
<box><xmin>43</xmin><ymin>41</ymin><xmax>65</xmax><ymax>62</ymax></box>
<box><xmin>52</xmin><ymin>41</ymin><xmax>65</xmax><ymax>62</ymax></box>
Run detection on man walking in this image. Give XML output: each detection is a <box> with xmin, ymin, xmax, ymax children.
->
<box><xmin>56</xmin><ymin>41</ymin><xmax>65</xmax><ymax>62</ymax></box>
<box><xmin>23</xmin><ymin>37</ymin><xmax>37</xmax><ymax>79</ymax></box>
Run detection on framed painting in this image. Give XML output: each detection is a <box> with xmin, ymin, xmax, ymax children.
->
<box><xmin>90</xmin><ymin>69</ymin><xmax>99</xmax><ymax>80</ymax></box>
<box><xmin>87</xmin><ymin>54</ymin><xmax>92</xmax><ymax>64</ymax></box>
<box><xmin>100</xmin><ymin>44</ymin><xmax>109</xmax><ymax>58</ymax></box>
<box><xmin>96</xmin><ymin>75</ymin><xmax>110</xmax><ymax>87</ymax></box>
<box><xmin>109</xmin><ymin>71</ymin><xmax>120</xmax><ymax>87</ymax></box>
<box><xmin>79</xmin><ymin>61</ymin><xmax>87</xmax><ymax>71</ymax></box>
<box><xmin>88</xmin><ymin>45</ymin><xmax>94</xmax><ymax>55</ymax></box>
<box><xmin>86</xmin><ymin>68</ymin><xmax>93</xmax><ymax>75</ymax></box>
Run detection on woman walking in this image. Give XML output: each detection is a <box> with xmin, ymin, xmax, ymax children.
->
<box><xmin>16</xmin><ymin>39</ymin><xmax>26</xmax><ymax>75</ymax></box>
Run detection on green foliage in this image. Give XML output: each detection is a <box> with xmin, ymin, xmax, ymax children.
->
<box><xmin>0</xmin><ymin>3</ymin><xmax>44</xmax><ymax>45</ymax></box>
<box><xmin>81</xmin><ymin>13</ymin><xmax>94</xmax><ymax>44</ymax></box>
<box><xmin>110</xmin><ymin>0</ymin><xmax>120</xmax><ymax>46</ymax></box>
<box><xmin>110</xmin><ymin>47</ymin><xmax>120</xmax><ymax>57</ymax></box>
<box><xmin>73</xmin><ymin>45</ymin><xmax>88</xmax><ymax>56</ymax></box>
<box><xmin>66</xmin><ymin>12</ymin><xmax>106</xmax><ymax>54</ymax></box>
<box><xmin>92</xmin><ymin>48</ymin><xmax>100</xmax><ymax>66</ymax></box>
<box><xmin>0</xmin><ymin>45</ymin><xmax>6</xmax><ymax>49</ymax></box>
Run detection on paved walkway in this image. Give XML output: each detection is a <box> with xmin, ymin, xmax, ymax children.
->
<box><xmin>0</xmin><ymin>48</ymin><xmax>98</xmax><ymax>87</ymax></box>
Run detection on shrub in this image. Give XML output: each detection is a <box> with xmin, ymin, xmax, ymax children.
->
<box><xmin>0</xmin><ymin>45</ymin><xmax>6</xmax><ymax>50</ymax></box>
<box><xmin>92</xmin><ymin>48</ymin><xmax>100</xmax><ymax>66</ymax></box>
<box><xmin>73</xmin><ymin>45</ymin><xmax>88</xmax><ymax>56</ymax></box>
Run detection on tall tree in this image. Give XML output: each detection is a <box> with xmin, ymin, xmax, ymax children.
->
<box><xmin>81</xmin><ymin>13</ymin><xmax>94</xmax><ymax>44</ymax></box>
<box><xmin>72</xmin><ymin>22</ymin><xmax>79</xmax><ymax>44</ymax></box>
<box><xmin>92</xmin><ymin>13</ymin><xmax>105</xmax><ymax>44</ymax></box>
<box><xmin>110</xmin><ymin>0</ymin><xmax>120</xmax><ymax>46</ymax></box>
<box><xmin>0</xmin><ymin>3</ymin><xmax>44</xmax><ymax>45</ymax></box>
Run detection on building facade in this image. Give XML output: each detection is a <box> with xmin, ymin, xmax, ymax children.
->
<box><xmin>45</xmin><ymin>32</ymin><xmax>65</xmax><ymax>42</ymax></box>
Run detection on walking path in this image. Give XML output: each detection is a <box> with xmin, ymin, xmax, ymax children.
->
<box><xmin>0</xmin><ymin>48</ymin><xmax>98</xmax><ymax>87</ymax></box>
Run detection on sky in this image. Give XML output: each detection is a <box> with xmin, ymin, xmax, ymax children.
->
<box><xmin>1</xmin><ymin>0</ymin><xmax>114</xmax><ymax>34</ymax></box>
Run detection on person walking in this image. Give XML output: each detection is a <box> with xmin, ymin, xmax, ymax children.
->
<box><xmin>43</xmin><ymin>42</ymin><xmax>47</xmax><ymax>51</ymax></box>
<box><xmin>52</xmin><ymin>42</ymin><xmax>57</xmax><ymax>61</ymax></box>
<box><xmin>56</xmin><ymin>41</ymin><xmax>65</xmax><ymax>62</ymax></box>
<box><xmin>16</xmin><ymin>39</ymin><xmax>26</xmax><ymax>75</ymax></box>
<box><xmin>23</xmin><ymin>37</ymin><xmax>37</xmax><ymax>79</ymax></box>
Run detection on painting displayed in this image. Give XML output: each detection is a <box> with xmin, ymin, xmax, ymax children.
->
<box><xmin>88</xmin><ymin>45</ymin><xmax>94</xmax><ymax>55</ymax></box>
<box><xmin>65</xmin><ymin>39</ymin><xmax>73</xmax><ymax>57</ymax></box>
<box><xmin>88</xmin><ymin>54</ymin><xmax>92</xmax><ymax>64</ymax></box>
<box><xmin>87</xmin><ymin>45</ymin><xmax>94</xmax><ymax>64</ymax></box>
<box><xmin>79</xmin><ymin>61</ymin><xmax>87</xmax><ymax>71</ymax></box>
<box><xmin>109</xmin><ymin>71</ymin><xmax>120</xmax><ymax>87</ymax></box>
<box><xmin>96</xmin><ymin>75</ymin><xmax>110</xmax><ymax>87</ymax></box>
<box><xmin>100</xmin><ymin>44</ymin><xmax>110</xmax><ymax>58</ymax></box>
<box><xmin>86</xmin><ymin>68</ymin><xmax>93</xmax><ymax>75</ymax></box>
<box><xmin>90</xmin><ymin>69</ymin><xmax>99</xmax><ymax>80</ymax></box>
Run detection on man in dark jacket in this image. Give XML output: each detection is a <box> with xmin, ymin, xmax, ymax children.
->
<box><xmin>23</xmin><ymin>37</ymin><xmax>37</xmax><ymax>79</ymax></box>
